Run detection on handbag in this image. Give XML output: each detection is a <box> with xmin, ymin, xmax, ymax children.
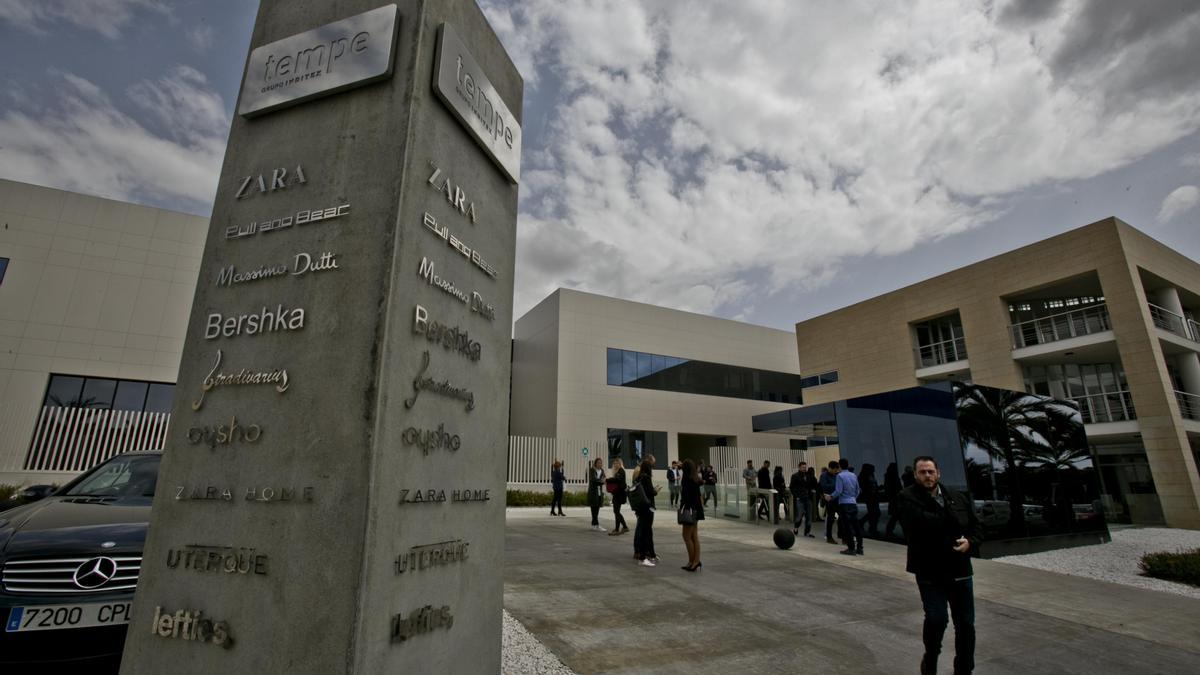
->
<box><xmin>605</xmin><ymin>477</ymin><xmax>618</xmax><ymax>493</ymax></box>
<box><xmin>678</xmin><ymin>506</ymin><xmax>697</xmax><ymax>525</ymax></box>
<box><xmin>627</xmin><ymin>481</ymin><xmax>647</xmax><ymax>509</ymax></box>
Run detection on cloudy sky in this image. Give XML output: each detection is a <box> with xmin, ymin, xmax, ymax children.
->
<box><xmin>1</xmin><ymin>0</ymin><xmax>1198</xmax><ymax>331</ymax></box>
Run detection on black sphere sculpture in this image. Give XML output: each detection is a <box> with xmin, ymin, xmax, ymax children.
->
<box><xmin>773</xmin><ymin>527</ymin><xmax>796</xmax><ymax>550</ymax></box>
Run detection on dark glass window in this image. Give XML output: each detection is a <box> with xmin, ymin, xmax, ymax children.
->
<box><xmin>0</xmin><ymin>257</ymin><xmax>8</xmax><ymax>285</ymax></box>
<box><xmin>145</xmin><ymin>384</ymin><xmax>175</xmax><ymax>413</ymax></box>
<box><xmin>607</xmin><ymin>428</ymin><xmax>668</xmax><ymax>470</ymax></box>
<box><xmin>113</xmin><ymin>381</ymin><xmax>149</xmax><ymax>411</ymax></box>
<box><xmin>42</xmin><ymin>374</ymin><xmax>173</xmax><ymax>413</ymax></box>
<box><xmin>81</xmin><ymin>378</ymin><xmax>116</xmax><ymax>409</ymax></box>
<box><xmin>605</xmin><ymin>348</ymin><xmax>827</xmax><ymax>403</ymax></box>
<box><xmin>45</xmin><ymin>375</ymin><xmax>85</xmax><ymax>407</ymax></box>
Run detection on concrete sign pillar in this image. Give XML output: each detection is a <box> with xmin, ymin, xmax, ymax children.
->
<box><xmin>121</xmin><ymin>1</ymin><xmax>521</xmax><ymax>671</ymax></box>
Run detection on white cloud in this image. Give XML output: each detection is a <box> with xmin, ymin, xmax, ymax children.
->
<box><xmin>0</xmin><ymin>0</ymin><xmax>168</xmax><ymax>39</ymax></box>
<box><xmin>0</xmin><ymin>68</ymin><xmax>228</xmax><ymax>213</ymax></box>
<box><xmin>186</xmin><ymin>24</ymin><xmax>215</xmax><ymax>52</ymax></box>
<box><xmin>485</xmin><ymin>0</ymin><xmax>1200</xmax><ymax>319</ymax></box>
<box><xmin>1157</xmin><ymin>186</ymin><xmax>1200</xmax><ymax>223</ymax></box>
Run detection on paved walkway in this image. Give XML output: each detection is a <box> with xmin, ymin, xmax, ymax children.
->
<box><xmin>504</xmin><ymin>506</ymin><xmax>1200</xmax><ymax>674</ymax></box>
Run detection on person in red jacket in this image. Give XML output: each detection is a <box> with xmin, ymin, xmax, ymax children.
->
<box><xmin>896</xmin><ymin>455</ymin><xmax>983</xmax><ymax>675</ymax></box>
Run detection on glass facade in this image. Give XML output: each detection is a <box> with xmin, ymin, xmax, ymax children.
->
<box><xmin>42</xmin><ymin>374</ymin><xmax>175</xmax><ymax>414</ymax></box>
<box><xmin>1023</xmin><ymin>363</ymin><xmax>1134</xmax><ymax>423</ymax></box>
<box><xmin>606</xmin><ymin>428</ymin><xmax>668</xmax><ymax>470</ymax></box>
<box><xmin>753</xmin><ymin>382</ymin><xmax>1110</xmax><ymax>556</ymax></box>
<box><xmin>605</xmin><ymin>347</ymin><xmax>835</xmax><ymax>403</ymax></box>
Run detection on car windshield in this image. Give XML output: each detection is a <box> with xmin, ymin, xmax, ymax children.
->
<box><xmin>62</xmin><ymin>453</ymin><xmax>161</xmax><ymax>498</ymax></box>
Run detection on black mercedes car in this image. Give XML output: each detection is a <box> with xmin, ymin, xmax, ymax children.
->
<box><xmin>0</xmin><ymin>451</ymin><xmax>159</xmax><ymax>668</ymax></box>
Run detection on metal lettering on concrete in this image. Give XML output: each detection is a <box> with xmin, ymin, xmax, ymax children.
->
<box><xmin>433</xmin><ymin>23</ymin><xmax>521</xmax><ymax>184</ymax></box>
<box><xmin>239</xmin><ymin>4</ymin><xmax>399</xmax><ymax>117</ymax></box>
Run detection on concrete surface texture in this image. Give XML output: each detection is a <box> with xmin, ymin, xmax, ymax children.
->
<box><xmin>123</xmin><ymin>0</ymin><xmax>521</xmax><ymax>672</ymax></box>
<box><xmin>504</xmin><ymin>507</ymin><xmax>1200</xmax><ymax>674</ymax></box>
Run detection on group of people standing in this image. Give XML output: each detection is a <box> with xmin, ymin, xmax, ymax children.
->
<box><xmin>557</xmin><ymin>455</ymin><xmax>705</xmax><ymax>571</ymax></box>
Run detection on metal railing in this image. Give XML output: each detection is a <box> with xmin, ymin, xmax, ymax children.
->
<box><xmin>914</xmin><ymin>337</ymin><xmax>968</xmax><ymax>368</ymax></box>
<box><xmin>1011</xmin><ymin>304</ymin><xmax>1111</xmax><ymax>349</ymax></box>
<box><xmin>507</xmin><ymin>436</ymin><xmax>605</xmax><ymax>486</ymax></box>
<box><xmin>24</xmin><ymin>406</ymin><xmax>171</xmax><ymax>472</ymax></box>
<box><xmin>1148</xmin><ymin>303</ymin><xmax>1200</xmax><ymax>343</ymax></box>
<box><xmin>1073</xmin><ymin>391</ymin><xmax>1136</xmax><ymax>424</ymax></box>
<box><xmin>1177</xmin><ymin>391</ymin><xmax>1200</xmax><ymax>421</ymax></box>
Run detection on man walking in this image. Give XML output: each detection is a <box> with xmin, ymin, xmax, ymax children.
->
<box><xmin>825</xmin><ymin>460</ymin><xmax>863</xmax><ymax>555</ymax></box>
<box><xmin>702</xmin><ymin>464</ymin><xmax>718</xmax><ymax>508</ymax></box>
<box><xmin>896</xmin><ymin>456</ymin><xmax>982</xmax><ymax>675</ymax></box>
<box><xmin>789</xmin><ymin>461</ymin><xmax>814</xmax><ymax>537</ymax></box>
<box><xmin>819</xmin><ymin>465</ymin><xmax>838</xmax><ymax>543</ymax></box>
<box><xmin>743</xmin><ymin>459</ymin><xmax>756</xmax><ymax>493</ymax></box>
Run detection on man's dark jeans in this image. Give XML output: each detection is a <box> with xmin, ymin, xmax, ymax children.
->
<box><xmin>917</xmin><ymin>576</ymin><xmax>975</xmax><ymax>674</ymax></box>
<box><xmin>793</xmin><ymin>496</ymin><xmax>811</xmax><ymax>535</ymax></box>
<box><xmin>839</xmin><ymin>502</ymin><xmax>863</xmax><ymax>551</ymax></box>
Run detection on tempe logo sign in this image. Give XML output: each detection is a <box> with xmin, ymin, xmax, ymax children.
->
<box><xmin>238</xmin><ymin>4</ymin><xmax>399</xmax><ymax>117</ymax></box>
<box><xmin>433</xmin><ymin>23</ymin><xmax>522</xmax><ymax>184</ymax></box>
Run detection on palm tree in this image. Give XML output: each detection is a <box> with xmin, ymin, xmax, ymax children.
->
<box><xmin>954</xmin><ymin>383</ymin><xmax>1072</xmax><ymax>532</ymax></box>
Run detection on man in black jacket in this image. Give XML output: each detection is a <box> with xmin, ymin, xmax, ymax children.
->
<box><xmin>789</xmin><ymin>461</ymin><xmax>814</xmax><ymax>537</ymax></box>
<box><xmin>896</xmin><ymin>456</ymin><xmax>982</xmax><ymax>675</ymax></box>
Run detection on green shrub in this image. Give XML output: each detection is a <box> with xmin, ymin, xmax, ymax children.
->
<box><xmin>0</xmin><ymin>484</ymin><xmax>17</xmax><ymax>503</ymax></box>
<box><xmin>1139</xmin><ymin>548</ymin><xmax>1200</xmax><ymax>588</ymax></box>
<box><xmin>505</xmin><ymin>489</ymin><xmax>595</xmax><ymax>507</ymax></box>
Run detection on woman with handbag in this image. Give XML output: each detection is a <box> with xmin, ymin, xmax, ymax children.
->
<box><xmin>679</xmin><ymin>459</ymin><xmax>704</xmax><ymax>571</ymax></box>
<box><xmin>586</xmin><ymin>457</ymin><xmax>606</xmax><ymax>531</ymax></box>
<box><xmin>630</xmin><ymin>457</ymin><xmax>660</xmax><ymax>566</ymax></box>
<box><xmin>608</xmin><ymin>458</ymin><xmax>630</xmax><ymax>535</ymax></box>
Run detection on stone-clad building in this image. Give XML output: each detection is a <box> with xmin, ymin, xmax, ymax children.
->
<box><xmin>792</xmin><ymin>218</ymin><xmax>1200</xmax><ymax>528</ymax></box>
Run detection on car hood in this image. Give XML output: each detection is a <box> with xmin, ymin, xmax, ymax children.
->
<box><xmin>0</xmin><ymin>497</ymin><xmax>150</xmax><ymax>559</ymax></box>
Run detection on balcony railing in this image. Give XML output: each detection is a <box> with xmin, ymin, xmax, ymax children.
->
<box><xmin>1073</xmin><ymin>391</ymin><xmax>1136</xmax><ymax>424</ymax></box>
<box><xmin>1148</xmin><ymin>303</ymin><xmax>1200</xmax><ymax>343</ymax></box>
<box><xmin>1010</xmin><ymin>304</ymin><xmax>1111</xmax><ymax>349</ymax></box>
<box><xmin>1177</xmin><ymin>391</ymin><xmax>1200</xmax><ymax>421</ymax></box>
<box><xmin>915</xmin><ymin>337</ymin><xmax>968</xmax><ymax>368</ymax></box>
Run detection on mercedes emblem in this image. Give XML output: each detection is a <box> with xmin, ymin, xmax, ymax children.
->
<box><xmin>73</xmin><ymin>557</ymin><xmax>118</xmax><ymax>590</ymax></box>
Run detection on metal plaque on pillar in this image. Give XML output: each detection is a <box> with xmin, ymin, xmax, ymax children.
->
<box><xmin>121</xmin><ymin>1</ymin><xmax>521</xmax><ymax>672</ymax></box>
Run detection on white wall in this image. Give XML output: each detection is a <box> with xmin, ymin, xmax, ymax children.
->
<box><xmin>511</xmin><ymin>288</ymin><xmax>804</xmax><ymax>465</ymax></box>
<box><xmin>0</xmin><ymin>179</ymin><xmax>207</xmax><ymax>481</ymax></box>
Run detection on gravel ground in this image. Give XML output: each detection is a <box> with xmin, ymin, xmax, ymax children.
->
<box><xmin>502</xmin><ymin>609</ymin><xmax>575</xmax><ymax>675</ymax></box>
<box><xmin>994</xmin><ymin>527</ymin><xmax>1200</xmax><ymax>600</ymax></box>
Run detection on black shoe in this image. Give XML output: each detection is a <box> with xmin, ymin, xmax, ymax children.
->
<box><xmin>920</xmin><ymin>655</ymin><xmax>936</xmax><ymax>675</ymax></box>
<box><xmin>792</xmin><ymin>528</ymin><xmax>799</xmax><ymax>535</ymax></box>
<box><xmin>839</xmin><ymin>549</ymin><xmax>857</xmax><ymax>556</ymax></box>
<box><xmin>805</xmin><ymin>533</ymin><xmax>815</xmax><ymax>538</ymax></box>
<box><xmin>826</xmin><ymin>538</ymin><xmax>837</xmax><ymax>544</ymax></box>
<box><xmin>856</xmin><ymin>549</ymin><xmax>864</xmax><ymax>555</ymax></box>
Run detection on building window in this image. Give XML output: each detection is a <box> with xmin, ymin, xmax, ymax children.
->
<box><xmin>607</xmin><ymin>428</ymin><xmax>668</xmax><ymax>469</ymax></box>
<box><xmin>0</xmin><ymin>257</ymin><xmax>8</xmax><ymax>285</ymax></box>
<box><xmin>605</xmin><ymin>348</ymin><xmax>820</xmax><ymax>403</ymax></box>
<box><xmin>913</xmin><ymin>313</ymin><xmax>967</xmax><ymax>367</ymax></box>
<box><xmin>41</xmin><ymin>374</ymin><xmax>174</xmax><ymax>413</ymax></box>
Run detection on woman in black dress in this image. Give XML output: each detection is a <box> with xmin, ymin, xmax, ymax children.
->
<box><xmin>609</xmin><ymin>458</ymin><xmax>630</xmax><ymax>535</ymax></box>
<box><xmin>679</xmin><ymin>459</ymin><xmax>704</xmax><ymax>570</ymax></box>
<box><xmin>631</xmin><ymin>457</ymin><xmax>659</xmax><ymax>566</ymax></box>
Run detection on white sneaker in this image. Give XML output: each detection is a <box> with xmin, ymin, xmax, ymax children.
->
<box><xmin>639</xmin><ymin>559</ymin><xmax>656</xmax><ymax>567</ymax></box>
<box><xmin>591</xmin><ymin>525</ymin><xmax>604</xmax><ymax>531</ymax></box>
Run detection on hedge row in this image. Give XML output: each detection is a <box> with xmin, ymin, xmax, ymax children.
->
<box><xmin>1139</xmin><ymin>548</ymin><xmax>1200</xmax><ymax>588</ymax></box>
<box><xmin>505</xmin><ymin>490</ymin><xmax>595</xmax><ymax>507</ymax></box>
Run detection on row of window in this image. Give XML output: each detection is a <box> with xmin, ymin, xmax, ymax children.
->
<box><xmin>42</xmin><ymin>374</ymin><xmax>175</xmax><ymax>414</ymax></box>
<box><xmin>605</xmin><ymin>348</ymin><xmax>836</xmax><ymax>404</ymax></box>
<box><xmin>1023</xmin><ymin>363</ymin><xmax>1128</xmax><ymax>400</ymax></box>
<box><xmin>1008</xmin><ymin>295</ymin><xmax>1105</xmax><ymax>314</ymax></box>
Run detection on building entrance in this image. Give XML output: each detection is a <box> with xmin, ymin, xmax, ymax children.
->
<box><xmin>678</xmin><ymin>433</ymin><xmax>735</xmax><ymax>467</ymax></box>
